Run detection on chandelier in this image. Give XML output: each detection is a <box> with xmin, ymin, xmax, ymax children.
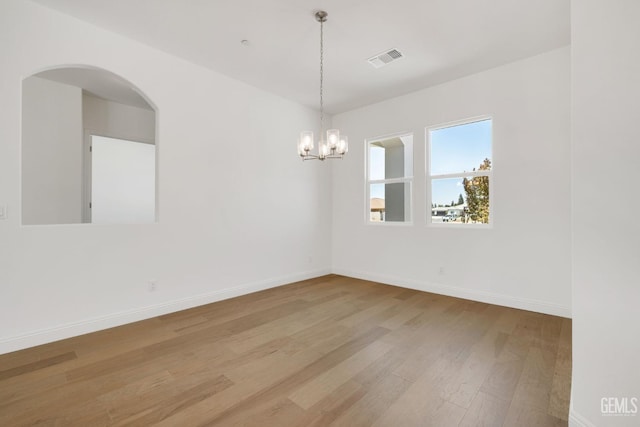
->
<box><xmin>298</xmin><ymin>11</ymin><xmax>348</xmax><ymax>161</ymax></box>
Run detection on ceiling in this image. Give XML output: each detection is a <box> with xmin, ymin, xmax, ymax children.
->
<box><xmin>30</xmin><ymin>0</ymin><xmax>570</xmax><ymax>115</ymax></box>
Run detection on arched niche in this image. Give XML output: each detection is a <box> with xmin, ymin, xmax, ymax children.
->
<box><xmin>21</xmin><ymin>66</ymin><xmax>157</xmax><ymax>225</ymax></box>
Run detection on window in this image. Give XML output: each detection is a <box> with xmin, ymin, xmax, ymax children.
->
<box><xmin>367</xmin><ymin>134</ymin><xmax>413</xmax><ymax>223</ymax></box>
<box><xmin>428</xmin><ymin>118</ymin><xmax>492</xmax><ymax>225</ymax></box>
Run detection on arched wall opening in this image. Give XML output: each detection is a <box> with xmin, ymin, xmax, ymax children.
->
<box><xmin>21</xmin><ymin>65</ymin><xmax>158</xmax><ymax>225</ymax></box>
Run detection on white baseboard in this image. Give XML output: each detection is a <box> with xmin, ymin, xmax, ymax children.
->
<box><xmin>569</xmin><ymin>409</ymin><xmax>597</xmax><ymax>427</ymax></box>
<box><xmin>0</xmin><ymin>268</ymin><xmax>571</xmax><ymax>355</ymax></box>
<box><xmin>332</xmin><ymin>268</ymin><xmax>572</xmax><ymax>318</ymax></box>
<box><xmin>0</xmin><ymin>268</ymin><xmax>331</xmax><ymax>355</ymax></box>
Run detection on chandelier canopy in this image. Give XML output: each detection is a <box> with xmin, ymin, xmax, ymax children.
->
<box><xmin>298</xmin><ymin>11</ymin><xmax>348</xmax><ymax>161</ymax></box>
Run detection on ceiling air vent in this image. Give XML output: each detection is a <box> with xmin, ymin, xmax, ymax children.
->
<box><xmin>367</xmin><ymin>48</ymin><xmax>404</xmax><ymax>69</ymax></box>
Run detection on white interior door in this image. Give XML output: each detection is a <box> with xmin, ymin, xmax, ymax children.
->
<box><xmin>91</xmin><ymin>135</ymin><xmax>156</xmax><ymax>224</ymax></box>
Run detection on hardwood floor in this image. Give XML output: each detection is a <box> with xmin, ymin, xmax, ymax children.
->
<box><xmin>0</xmin><ymin>275</ymin><xmax>572</xmax><ymax>426</ymax></box>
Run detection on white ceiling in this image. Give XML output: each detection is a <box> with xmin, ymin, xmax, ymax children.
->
<box><xmin>30</xmin><ymin>0</ymin><xmax>570</xmax><ymax>115</ymax></box>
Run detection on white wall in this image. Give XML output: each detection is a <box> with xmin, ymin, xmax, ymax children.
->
<box><xmin>83</xmin><ymin>94</ymin><xmax>157</xmax><ymax>223</ymax></box>
<box><xmin>332</xmin><ymin>47</ymin><xmax>572</xmax><ymax>317</ymax></box>
<box><xmin>91</xmin><ymin>136</ymin><xmax>156</xmax><ymax>224</ymax></box>
<box><xmin>0</xmin><ymin>0</ymin><xmax>331</xmax><ymax>353</ymax></box>
<box><xmin>83</xmin><ymin>93</ymin><xmax>155</xmax><ymax>143</ymax></box>
<box><xmin>22</xmin><ymin>76</ymin><xmax>82</xmax><ymax>225</ymax></box>
<box><xmin>571</xmin><ymin>1</ymin><xmax>640</xmax><ymax>426</ymax></box>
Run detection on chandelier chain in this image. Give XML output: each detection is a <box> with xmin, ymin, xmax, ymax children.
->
<box><xmin>319</xmin><ymin>17</ymin><xmax>324</xmax><ymax>137</ymax></box>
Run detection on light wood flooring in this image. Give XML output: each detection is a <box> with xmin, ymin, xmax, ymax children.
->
<box><xmin>0</xmin><ymin>275</ymin><xmax>572</xmax><ymax>426</ymax></box>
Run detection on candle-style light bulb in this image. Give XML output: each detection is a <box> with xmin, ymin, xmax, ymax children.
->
<box><xmin>327</xmin><ymin>129</ymin><xmax>340</xmax><ymax>149</ymax></box>
<box><xmin>337</xmin><ymin>136</ymin><xmax>348</xmax><ymax>155</ymax></box>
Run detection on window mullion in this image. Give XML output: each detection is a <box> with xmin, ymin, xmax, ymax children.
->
<box><xmin>368</xmin><ymin>177</ymin><xmax>411</xmax><ymax>185</ymax></box>
<box><xmin>430</xmin><ymin>171</ymin><xmax>490</xmax><ymax>180</ymax></box>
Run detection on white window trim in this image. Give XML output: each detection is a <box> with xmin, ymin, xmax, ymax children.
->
<box><xmin>426</xmin><ymin>116</ymin><xmax>493</xmax><ymax>228</ymax></box>
<box><xmin>365</xmin><ymin>131</ymin><xmax>414</xmax><ymax>225</ymax></box>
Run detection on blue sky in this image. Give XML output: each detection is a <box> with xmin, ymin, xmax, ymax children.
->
<box><xmin>431</xmin><ymin>119</ymin><xmax>492</xmax><ymax>205</ymax></box>
<box><xmin>369</xmin><ymin>146</ymin><xmax>386</xmax><ymax>182</ymax></box>
<box><xmin>369</xmin><ymin>119</ymin><xmax>491</xmax><ymax>204</ymax></box>
<box><xmin>430</xmin><ymin>119</ymin><xmax>492</xmax><ymax>175</ymax></box>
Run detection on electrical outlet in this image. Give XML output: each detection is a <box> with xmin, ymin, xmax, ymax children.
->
<box><xmin>148</xmin><ymin>281</ymin><xmax>157</xmax><ymax>292</ymax></box>
<box><xmin>438</xmin><ymin>266</ymin><xmax>445</xmax><ymax>275</ymax></box>
<box><xmin>0</xmin><ymin>205</ymin><xmax>7</xmax><ymax>220</ymax></box>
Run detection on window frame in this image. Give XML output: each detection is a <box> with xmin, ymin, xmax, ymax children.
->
<box><xmin>426</xmin><ymin>116</ymin><xmax>493</xmax><ymax>228</ymax></box>
<box><xmin>365</xmin><ymin>132</ymin><xmax>414</xmax><ymax>226</ymax></box>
